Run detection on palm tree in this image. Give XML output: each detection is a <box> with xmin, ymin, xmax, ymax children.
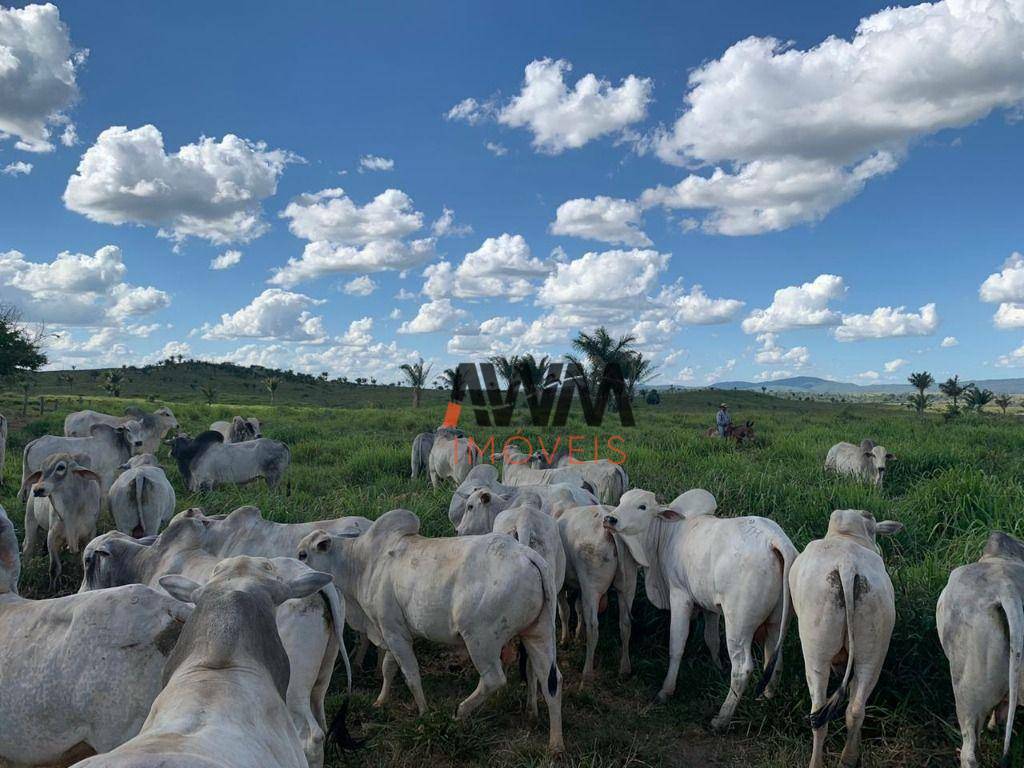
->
<box><xmin>436</xmin><ymin>367</ymin><xmax>468</xmax><ymax>401</ymax></box>
<box><xmin>399</xmin><ymin>358</ymin><xmax>432</xmax><ymax>408</ymax></box>
<box><xmin>907</xmin><ymin>392</ymin><xmax>932</xmax><ymax>416</ymax></box>
<box><xmin>622</xmin><ymin>352</ymin><xmax>658</xmax><ymax>401</ymax></box>
<box><xmin>994</xmin><ymin>394</ymin><xmax>1014</xmax><ymax>415</ymax></box>
<box><xmin>488</xmin><ymin>355</ymin><xmax>518</xmax><ymax>387</ymax></box>
<box><xmin>568</xmin><ymin>327</ymin><xmax>636</xmax><ymax>388</ymax></box>
<box><xmin>59</xmin><ymin>372</ymin><xmax>74</xmax><ymax>392</ymax></box>
<box><xmin>964</xmin><ymin>387</ymin><xmax>994</xmax><ymax>413</ymax></box>
<box><xmin>264</xmin><ymin>376</ymin><xmax>281</xmax><ymax>404</ymax></box>
<box><xmin>514</xmin><ymin>353</ymin><xmax>551</xmax><ymax>397</ymax></box>
<box><xmin>908</xmin><ymin>371</ymin><xmax>934</xmax><ymax>396</ymax></box>
<box><xmin>200</xmin><ymin>382</ymin><xmax>217</xmax><ymax>405</ymax></box>
<box><xmin>103</xmin><ymin>370</ymin><xmax>124</xmax><ymax>398</ymax></box>
<box><xmin>939</xmin><ymin>375</ymin><xmax>969</xmax><ymax>410</ymax></box>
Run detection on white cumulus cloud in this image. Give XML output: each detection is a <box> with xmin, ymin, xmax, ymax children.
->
<box><xmin>200</xmin><ymin>288</ymin><xmax>327</xmax><ymax>342</ymax></box>
<box><xmin>834</xmin><ymin>303</ymin><xmax>938</xmax><ymax>341</ymax></box>
<box><xmin>941</xmin><ymin>335</ymin><xmax>959</xmax><ymax>348</ymax></box>
<box><xmin>550</xmin><ymin>196</ymin><xmax>651</xmax><ymax>246</ymax></box>
<box><xmin>2</xmin><ymin>161</ymin><xmax>32</xmax><ymax>176</ymax></box>
<box><xmin>64</xmin><ymin>125</ymin><xmax>297</xmax><ymax>244</ymax></box>
<box><xmin>358</xmin><ymin>154</ymin><xmax>394</xmax><ymax>172</ymax></box>
<box><xmin>742</xmin><ymin>274</ymin><xmax>846</xmax><ymax>334</ymax></box>
<box><xmin>210</xmin><ymin>250</ymin><xmax>242</xmax><ymax>270</ymax></box>
<box><xmin>398</xmin><ymin>298</ymin><xmax>468</xmax><ymax>334</ymax></box>
<box><xmin>755</xmin><ymin>333</ymin><xmax>810</xmax><ymax>367</ymax></box>
<box><xmin>342</xmin><ymin>275</ymin><xmax>378</xmax><ymax>296</ymax></box>
<box><xmin>884</xmin><ymin>358</ymin><xmax>909</xmax><ymax>373</ymax></box>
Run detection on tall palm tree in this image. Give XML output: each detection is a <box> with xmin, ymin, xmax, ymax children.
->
<box><xmin>103</xmin><ymin>370</ymin><xmax>124</xmax><ymax>398</ymax></box>
<box><xmin>488</xmin><ymin>355</ymin><xmax>518</xmax><ymax>387</ymax></box>
<box><xmin>568</xmin><ymin>327</ymin><xmax>636</xmax><ymax>388</ymax></box>
<box><xmin>623</xmin><ymin>352</ymin><xmax>658</xmax><ymax>401</ymax></box>
<box><xmin>514</xmin><ymin>353</ymin><xmax>551</xmax><ymax>396</ymax></box>
<box><xmin>200</xmin><ymin>382</ymin><xmax>217</xmax><ymax>405</ymax></box>
<box><xmin>399</xmin><ymin>358</ymin><xmax>431</xmax><ymax>408</ymax></box>
<box><xmin>907</xmin><ymin>371</ymin><xmax>934</xmax><ymax>396</ymax></box>
<box><xmin>994</xmin><ymin>394</ymin><xmax>1014</xmax><ymax>415</ymax></box>
<box><xmin>964</xmin><ymin>386</ymin><xmax>994</xmax><ymax>412</ymax></box>
<box><xmin>939</xmin><ymin>375</ymin><xmax>969</xmax><ymax>410</ymax></box>
<box><xmin>264</xmin><ymin>375</ymin><xmax>281</xmax><ymax>405</ymax></box>
<box><xmin>435</xmin><ymin>367</ymin><xmax>468</xmax><ymax>401</ymax></box>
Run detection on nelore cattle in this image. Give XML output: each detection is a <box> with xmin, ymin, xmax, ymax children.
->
<box><xmin>73</xmin><ymin>557</ymin><xmax>328</xmax><ymax>768</ymax></box>
<box><xmin>65</xmin><ymin>407</ymin><xmax>178</xmax><ymax>455</ymax></box>
<box><xmin>20</xmin><ymin>424</ymin><xmax>134</xmax><ymax>502</ymax></box>
<box><xmin>825</xmin><ymin>440</ymin><xmax>894</xmax><ymax>487</ymax></box>
<box><xmin>0</xmin><ymin>524</ymin><xmax>191</xmax><ymax>767</ymax></box>
<box><xmin>604</xmin><ymin>489</ymin><xmax>796</xmax><ymax>727</ymax></box>
<box><xmin>790</xmin><ymin>510</ymin><xmax>903</xmax><ymax>768</ymax></box>
<box><xmin>448</xmin><ymin>463</ymin><xmax>595</xmax><ymax>528</ymax></box>
<box><xmin>211</xmin><ymin>416</ymin><xmax>263</xmax><ymax>443</ymax></box>
<box><xmin>169</xmin><ymin>431</ymin><xmax>290</xmax><ymax>492</ymax></box>
<box><xmin>297</xmin><ymin>509</ymin><xmax>565</xmax><ymax>753</ymax></box>
<box><xmin>23</xmin><ymin>452</ymin><xmax>103</xmax><ymax>583</ymax></box>
<box><xmin>109</xmin><ymin>454</ymin><xmax>176</xmax><ymax>538</ymax></box>
<box><xmin>502</xmin><ymin>444</ymin><xmax>627</xmax><ymax>504</ymax></box>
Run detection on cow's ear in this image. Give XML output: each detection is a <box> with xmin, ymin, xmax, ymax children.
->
<box><xmin>72</xmin><ymin>467</ymin><xmax>102</xmax><ymax>485</ymax></box>
<box><xmin>284</xmin><ymin>571</ymin><xmax>332</xmax><ymax>601</ymax></box>
<box><xmin>25</xmin><ymin>470</ymin><xmax>42</xmax><ymax>487</ymax></box>
<box><xmin>875</xmin><ymin>521</ymin><xmax>903</xmax><ymax>537</ymax></box>
<box><xmin>863</xmin><ymin>451</ymin><xmax>874</xmax><ymax>458</ymax></box>
<box><xmin>656</xmin><ymin>506</ymin><xmax>684</xmax><ymax>522</ymax></box>
<box><xmin>479</xmin><ymin>491</ymin><xmax>491</xmax><ymax>504</ymax></box>
<box><xmin>314</xmin><ymin>533</ymin><xmax>333</xmax><ymax>552</ymax></box>
<box><xmin>885</xmin><ymin>453</ymin><xmax>895</xmax><ymax>461</ymax></box>
<box><xmin>160</xmin><ymin>574</ymin><xmax>202</xmax><ymax>603</ymax></box>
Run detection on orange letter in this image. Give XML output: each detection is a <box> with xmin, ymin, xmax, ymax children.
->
<box><xmin>606</xmin><ymin>435</ymin><xmax>627</xmax><ymax>465</ymax></box>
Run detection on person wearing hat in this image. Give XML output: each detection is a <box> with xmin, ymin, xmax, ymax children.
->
<box><xmin>716</xmin><ymin>403</ymin><xmax>732</xmax><ymax>437</ymax></box>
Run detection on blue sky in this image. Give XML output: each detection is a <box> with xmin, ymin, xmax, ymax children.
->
<box><xmin>1</xmin><ymin>0</ymin><xmax>1022</xmax><ymax>385</ymax></box>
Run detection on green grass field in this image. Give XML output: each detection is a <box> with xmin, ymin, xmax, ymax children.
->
<box><xmin>2</xmin><ymin>386</ymin><xmax>1022</xmax><ymax>768</ymax></box>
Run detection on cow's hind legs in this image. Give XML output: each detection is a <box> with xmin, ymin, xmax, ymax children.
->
<box><xmin>710</xmin><ymin>619</ymin><xmax>756</xmax><ymax>730</ymax></box>
<box><xmin>456</xmin><ymin>635</ymin><xmax>506</xmax><ymax>720</ymax></box>
<box><xmin>520</xmin><ymin>624</ymin><xmax>564</xmax><ymax>753</ymax></box>
<box><xmin>373</xmin><ymin>650</ymin><xmax>399</xmax><ymax>708</ymax></box>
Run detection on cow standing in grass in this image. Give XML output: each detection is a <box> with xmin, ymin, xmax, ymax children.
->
<box><xmin>789</xmin><ymin>509</ymin><xmax>903</xmax><ymax>768</ymax></box>
<box><xmin>937</xmin><ymin>531</ymin><xmax>1024</xmax><ymax>768</ymax></box>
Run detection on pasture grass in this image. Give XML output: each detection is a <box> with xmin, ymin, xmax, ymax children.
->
<box><xmin>1</xmin><ymin>387</ymin><xmax>1022</xmax><ymax>767</ymax></box>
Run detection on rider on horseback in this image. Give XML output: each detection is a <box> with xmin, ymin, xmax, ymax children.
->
<box><xmin>716</xmin><ymin>403</ymin><xmax>732</xmax><ymax>437</ymax></box>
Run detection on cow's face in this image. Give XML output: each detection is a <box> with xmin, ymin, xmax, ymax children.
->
<box><xmin>296</xmin><ymin>530</ymin><xmax>335</xmax><ymax>573</ymax></box>
<box><xmin>862</xmin><ymin>445</ymin><xmax>894</xmax><ymax>486</ymax></box>
<box><xmin>122</xmin><ymin>420</ymin><xmax>147</xmax><ymax>453</ymax></box>
<box><xmin>155</xmin><ymin>407</ymin><xmax>178</xmax><ymax>429</ymax></box>
<box><xmin>601</xmin><ymin>489</ymin><xmax>683</xmax><ymax>568</ymax></box>
<box><xmin>457</xmin><ymin>489</ymin><xmax>498</xmax><ymax>536</ymax></box>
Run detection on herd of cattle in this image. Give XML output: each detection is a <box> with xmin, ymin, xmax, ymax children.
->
<box><xmin>0</xmin><ymin>411</ymin><xmax>1019</xmax><ymax>768</ymax></box>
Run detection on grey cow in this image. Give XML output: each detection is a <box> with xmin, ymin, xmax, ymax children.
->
<box><xmin>0</xmin><ymin>524</ymin><xmax>191</xmax><ymax>768</ymax></box>
<box><xmin>410</xmin><ymin>431</ymin><xmax>434</xmax><ymax>479</ymax></box>
<box><xmin>0</xmin><ymin>504</ymin><xmax>19</xmax><ymax>594</ymax></box>
<box><xmin>448</xmin><ymin>463</ymin><xmax>596</xmax><ymax>528</ymax></box>
<box><xmin>825</xmin><ymin>440</ymin><xmax>894</xmax><ymax>487</ymax></box>
<box><xmin>210</xmin><ymin>415</ymin><xmax>263</xmax><ymax>443</ymax></box>
<box><xmin>20</xmin><ymin>424</ymin><xmax>134</xmax><ymax>502</ymax></box>
<box><xmin>23</xmin><ymin>453</ymin><xmax>102</xmax><ymax>583</ymax></box>
<box><xmin>65</xmin><ymin>407</ymin><xmax>178</xmax><ymax>454</ymax></box>
<box><xmin>0</xmin><ymin>412</ymin><xmax>7</xmax><ymax>486</ymax></box>
<box><xmin>297</xmin><ymin>509</ymin><xmax>565</xmax><ymax>753</ymax></box>
<box><xmin>109</xmin><ymin>454</ymin><xmax>176</xmax><ymax>537</ymax></box>
<box><xmin>81</xmin><ymin>515</ymin><xmax>348</xmax><ymax>768</ymax></box>
<box><xmin>502</xmin><ymin>444</ymin><xmax>625</xmax><ymax>504</ymax></box>
<box><xmin>937</xmin><ymin>531</ymin><xmax>1024</xmax><ymax>768</ymax></box>
<box><xmin>789</xmin><ymin>509</ymin><xmax>903</xmax><ymax>768</ymax></box>
<box><xmin>169</xmin><ymin>431</ymin><xmax>290</xmax><ymax>491</ymax></box>
<box><xmin>73</xmin><ymin>557</ymin><xmax>329</xmax><ymax>768</ymax></box>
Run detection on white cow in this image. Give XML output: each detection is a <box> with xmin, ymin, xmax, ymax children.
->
<box><xmin>1</xmin><ymin>524</ymin><xmax>191</xmax><ymax>768</ymax></box>
<box><xmin>937</xmin><ymin>531</ymin><xmax>1024</xmax><ymax>768</ymax></box>
<box><xmin>296</xmin><ymin>509</ymin><xmax>565</xmax><ymax>753</ymax></box>
<box><xmin>604</xmin><ymin>489</ymin><xmax>797</xmax><ymax>727</ymax></box>
<box><xmin>65</xmin><ymin>407</ymin><xmax>178</xmax><ymax>455</ymax></box>
<box><xmin>448</xmin><ymin>463</ymin><xmax>596</xmax><ymax>528</ymax></box>
<box><xmin>20</xmin><ymin>424</ymin><xmax>134</xmax><ymax>502</ymax></box>
<box><xmin>493</xmin><ymin>504</ymin><xmax>566</xmax><ymax>593</ymax></box>
<box><xmin>530</xmin><ymin>448</ymin><xmax>630</xmax><ymax>504</ymax></box>
<box><xmin>23</xmin><ymin>453</ymin><xmax>102</xmax><ymax>583</ymax></box>
<box><xmin>502</xmin><ymin>444</ymin><xmax>626</xmax><ymax>504</ymax></box>
<box><xmin>169</xmin><ymin>432</ymin><xmax>290</xmax><ymax>491</ymax></box>
<box><xmin>210</xmin><ymin>415</ymin><xmax>263</xmax><ymax>443</ymax></box>
<box><xmin>109</xmin><ymin>454</ymin><xmax>176</xmax><ymax>537</ymax></box>
<box><xmin>73</xmin><ymin>557</ymin><xmax>329</xmax><ymax>768</ymax></box>
<box><xmin>410</xmin><ymin>431</ymin><xmax>434</xmax><ymax>479</ymax></box>
<box><xmin>0</xmin><ymin>504</ymin><xmax>19</xmax><ymax>594</ymax></box>
<box><xmin>81</xmin><ymin>514</ymin><xmax>348</xmax><ymax>768</ymax></box>
<box><xmin>556</xmin><ymin>504</ymin><xmax>637</xmax><ymax>683</ymax></box>
<box><xmin>455</xmin><ymin>487</ymin><xmax>546</xmax><ymax>534</ymax></box>
<box><xmin>789</xmin><ymin>509</ymin><xmax>903</xmax><ymax>768</ymax></box>
<box><xmin>428</xmin><ymin>431</ymin><xmax>480</xmax><ymax>487</ymax></box>
<box><xmin>825</xmin><ymin>440</ymin><xmax>894</xmax><ymax>487</ymax></box>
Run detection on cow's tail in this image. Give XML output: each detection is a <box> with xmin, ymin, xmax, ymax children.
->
<box><xmin>524</xmin><ymin>547</ymin><xmax>560</xmax><ymax>697</ymax></box>
<box><xmin>410</xmin><ymin>443</ymin><xmax>419</xmax><ymax>479</ymax></box>
<box><xmin>809</xmin><ymin>567</ymin><xmax>857</xmax><ymax>729</ymax></box>
<box><xmin>133</xmin><ymin>473</ymin><xmax>147</xmax><ymax>536</ymax></box>
<box><xmin>754</xmin><ymin>539</ymin><xmax>794</xmax><ymax>698</ymax></box>
<box><xmin>614</xmin><ymin>463</ymin><xmax>629</xmax><ymax>501</ymax></box>
<box><xmin>18</xmin><ymin>440</ymin><xmax>37</xmax><ymax>502</ymax></box>
<box><xmin>322</xmin><ymin>583</ymin><xmax>352</xmax><ymax>694</ymax></box>
<box><xmin>999</xmin><ymin>591</ymin><xmax>1023</xmax><ymax>767</ymax></box>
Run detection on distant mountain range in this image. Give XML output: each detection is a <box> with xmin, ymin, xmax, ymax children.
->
<box><xmin>710</xmin><ymin>375</ymin><xmax>1024</xmax><ymax>395</ymax></box>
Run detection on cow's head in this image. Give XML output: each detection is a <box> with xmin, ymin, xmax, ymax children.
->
<box><xmin>28</xmin><ymin>453</ymin><xmax>101</xmax><ymax>552</ymax></box>
<box><xmin>120</xmin><ymin>453</ymin><xmax>160</xmax><ymax>471</ymax></box>
<box><xmin>827</xmin><ymin>510</ymin><xmax>903</xmax><ymax>552</ymax></box>
<box><xmin>859</xmin><ymin>440</ymin><xmax>894</xmax><ymax>486</ymax></box>
<box><xmin>602</xmin><ymin>488</ymin><xmax>716</xmax><ymax>567</ymax></box>
<box><xmin>81</xmin><ymin>531</ymin><xmax>149</xmax><ymax>590</ymax></box>
<box><xmin>982</xmin><ymin>531</ymin><xmax>1024</xmax><ymax>563</ymax></box>
<box><xmin>296</xmin><ymin>530</ymin><xmax>336</xmax><ymax>572</ymax></box>
<box><xmin>154</xmin><ymin>407</ymin><xmax>179</xmax><ymax>430</ymax></box>
<box><xmin>457</xmin><ymin>489</ymin><xmax>504</xmax><ymax>536</ymax></box>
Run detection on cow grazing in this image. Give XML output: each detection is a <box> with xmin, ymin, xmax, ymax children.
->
<box><xmin>825</xmin><ymin>440</ymin><xmax>894</xmax><ymax>487</ymax></box>
<box><xmin>73</xmin><ymin>556</ymin><xmax>330</xmax><ymax>768</ymax></box>
<box><xmin>556</xmin><ymin>504</ymin><xmax>637</xmax><ymax>682</ymax></box>
<box><xmin>20</xmin><ymin>424</ymin><xmax>134</xmax><ymax>502</ymax></box>
<box><xmin>789</xmin><ymin>509</ymin><xmax>903</xmax><ymax>768</ymax></box>
<box><xmin>169</xmin><ymin>431</ymin><xmax>290</xmax><ymax>492</ymax></box>
<box><xmin>211</xmin><ymin>415</ymin><xmax>263</xmax><ymax>443</ymax></box>
<box><xmin>604</xmin><ymin>489</ymin><xmax>796</xmax><ymax>727</ymax></box>
<box><xmin>410</xmin><ymin>431</ymin><xmax>434</xmax><ymax>479</ymax></box>
<box><xmin>109</xmin><ymin>454</ymin><xmax>176</xmax><ymax>538</ymax></box>
<box><xmin>503</xmin><ymin>444</ymin><xmax>627</xmax><ymax>504</ymax></box>
<box><xmin>65</xmin><ymin>407</ymin><xmax>178</xmax><ymax>454</ymax></box>
<box><xmin>448</xmin><ymin>463</ymin><xmax>596</xmax><ymax>528</ymax></box>
<box><xmin>0</xmin><ymin>505</ymin><xmax>19</xmax><ymax>594</ymax></box>
<box><xmin>23</xmin><ymin>453</ymin><xmax>102</xmax><ymax>583</ymax></box>
<box><xmin>428</xmin><ymin>431</ymin><xmax>480</xmax><ymax>487</ymax></box>
<box><xmin>81</xmin><ymin>525</ymin><xmax>346</xmax><ymax>768</ymax></box>
<box><xmin>1</xmin><ymin>524</ymin><xmax>190</xmax><ymax>767</ymax></box>
<box><xmin>937</xmin><ymin>531</ymin><xmax>1024</xmax><ymax>768</ymax></box>
<box><xmin>0</xmin><ymin>412</ymin><xmax>7</xmax><ymax>485</ymax></box>
<box><xmin>297</xmin><ymin>509</ymin><xmax>565</xmax><ymax>753</ymax></box>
